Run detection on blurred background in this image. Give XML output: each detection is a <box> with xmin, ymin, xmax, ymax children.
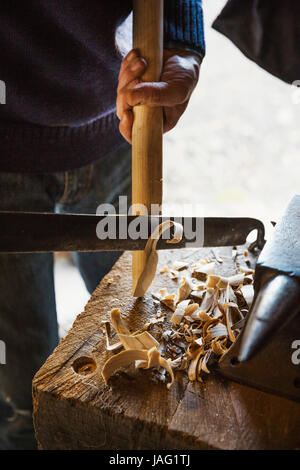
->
<box><xmin>55</xmin><ymin>0</ymin><xmax>300</xmax><ymax>337</ymax></box>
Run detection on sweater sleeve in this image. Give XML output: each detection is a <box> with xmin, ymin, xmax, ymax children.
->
<box><xmin>163</xmin><ymin>0</ymin><xmax>205</xmax><ymax>58</ymax></box>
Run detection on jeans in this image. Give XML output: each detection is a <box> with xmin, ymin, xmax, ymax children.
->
<box><xmin>0</xmin><ymin>143</ymin><xmax>131</xmax><ymax>412</ymax></box>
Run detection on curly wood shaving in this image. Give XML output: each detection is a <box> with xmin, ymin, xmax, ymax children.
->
<box><xmin>187</xmin><ymin>343</ymin><xmax>202</xmax><ymax>360</ymax></box>
<box><xmin>225</xmin><ymin>309</ymin><xmax>236</xmax><ymax>342</ymax></box>
<box><xmin>198</xmin><ymin>310</ymin><xmax>212</xmax><ymax>322</ymax></box>
<box><xmin>110</xmin><ymin>308</ymin><xmax>130</xmax><ymax>335</ymax></box>
<box><xmin>135</xmin><ymin>347</ymin><xmax>174</xmax><ymax>390</ymax></box>
<box><xmin>102</xmin><ymin>349</ymin><xmax>148</xmax><ymax>383</ymax></box>
<box><xmin>211</xmin><ymin>338</ymin><xmax>227</xmax><ymax>356</ymax></box>
<box><xmin>154</xmin><ymin>251</ymin><xmax>254</xmax><ymax>381</ymax></box>
<box><xmin>118</xmin><ymin>332</ymin><xmax>159</xmax><ymax>351</ymax></box>
<box><xmin>201</xmin><ymin>353</ymin><xmax>211</xmax><ymax>374</ymax></box>
<box><xmin>133</xmin><ymin>220</ymin><xmax>183</xmax><ymax>297</ymax></box>
<box><xmin>188</xmin><ymin>349</ymin><xmax>204</xmax><ymax>381</ymax></box>
<box><xmin>207</xmin><ymin>323</ymin><xmax>228</xmax><ymax>339</ymax></box>
<box><xmin>103</xmin><ymin>347</ymin><xmax>174</xmax><ymax>389</ymax></box>
<box><xmin>104</xmin><ymin>245</ymin><xmax>255</xmax><ymax>388</ymax></box>
<box><xmin>197</xmin><ymin>357</ymin><xmax>204</xmax><ymax>381</ymax></box>
<box><xmin>243</xmin><ymin>274</ymin><xmax>254</xmax><ymax>284</ymax></box>
<box><xmin>202</xmin><ymin>318</ymin><xmax>221</xmax><ymax>339</ymax></box>
<box><xmin>102</xmin><ymin>310</ymin><xmax>174</xmax><ymax>389</ymax></box>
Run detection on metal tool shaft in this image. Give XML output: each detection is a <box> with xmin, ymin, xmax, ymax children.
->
<box><xmin>238</xmin><ymin>195</ymin><xmax>300</xmax><ymax>362</ymax></box>
<box><xmin>0</xmin><ymin>212</ymin><xmax>264</xmax><ymax>253</ymax></box>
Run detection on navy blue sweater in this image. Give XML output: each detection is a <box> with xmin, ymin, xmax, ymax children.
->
<box><xmin>0</xmin><ymin>0</ymin><xmax>205</xmax><ymax>173</ymax></box>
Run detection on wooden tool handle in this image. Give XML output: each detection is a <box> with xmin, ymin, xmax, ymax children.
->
<box><xmin>132</xmin><ymin>0</ymin><xmax>164</xmax><ymax>296</ymax></box>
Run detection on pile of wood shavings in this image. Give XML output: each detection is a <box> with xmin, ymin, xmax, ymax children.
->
<box><xmin>101</xmin><ymin>248</ymin><xmax>255</xmax><ymax>389</ymax></box>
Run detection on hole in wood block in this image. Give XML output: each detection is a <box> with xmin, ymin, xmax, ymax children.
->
<box><xmin>72</xmin><ymin>356</ymin><xmax>97</xmax><ymax>376</ymax></box>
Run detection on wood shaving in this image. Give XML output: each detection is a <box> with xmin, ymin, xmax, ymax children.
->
<box><xmin>100</xmin><ymin>320</ymin><xmax>122</xmax><ymax>352</ymax></box>
<box><xmin>160</xmin><ymin>266</ymin><xmax>169</xmax><ymax>274</ymax></box>
<box><xmin>192</xmin><ymin>262</ymin><xmax>215</xmax><ymax>282</ymax></box>
<box><xmin>158</xmin><ymin>291</ymin><xmax>177</xmax><ymax>311</ymax></box>
<box><xmin>172</xmin><ymin>261</ymin><xmax>189</xmax><ymax>271</ymax></box>
<box><xmin>240</xmin><ymin>284</ymin><xmax>254</xmax><ymax>308</ymax></box>
<box><xmin>168</xmin><ymin>269</ymin><xmax>179</xmax><ymax>280</ymax></box>
<box><xmin>153</xmin><ymin>250</ymin><xmax>255</xmax><ymax>383</ymax></box>
<box><xmin>206</xmin><ymin>275</ymin><xmax>221</xmax><ymax>288</ymax></box>
<box><xmin>177</xmin><ymin>276</ymin><xmax>193</xmax><ymax>303</ymax></box>
<box><xmin>133</xmin><ymin>220</ymin><xmax>183</xmax><ymax>297</ymax></box>
<box><xmin>190</xmin><ymin>290</ymin><xmax>205</xmax><ymax>303</ymax></box>
<box><xmin>102</xmin><ymin>248</ymin><xmax>255</xmax><ymax>389</ymax></box>
<box><xmin>102</xmin><ymin>309</ymin><xmax>174</xmax><ymax>389</ymax></box>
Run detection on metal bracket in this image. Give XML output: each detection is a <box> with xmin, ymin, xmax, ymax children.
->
<box><xmin>217</xmin><ymin>313</ymin><xmax>300</xmax><ymax>402</ymax></box>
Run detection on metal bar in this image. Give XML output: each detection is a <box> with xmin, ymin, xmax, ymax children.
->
<box><xmin>0</xmin><ymin>211</ymin><xmax>265</xmax><ymax>253</ymax></box>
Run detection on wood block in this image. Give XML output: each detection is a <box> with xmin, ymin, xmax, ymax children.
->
<box><xmin>33</xmin><ymin>248</ymin><xmax>300</xmax><ymax>450</ymax></box>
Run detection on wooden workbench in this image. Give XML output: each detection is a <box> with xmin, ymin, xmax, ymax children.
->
<box><xmin>32</xmin><ymin>248</ymin><xmax>300</xmax><ymax>450</ymax></box>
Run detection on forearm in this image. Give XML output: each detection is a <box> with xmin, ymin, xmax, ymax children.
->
<box><xmin>117</xmin><ymin>1</ymin><xmax>205</xmax><ymax>143</ymax></box>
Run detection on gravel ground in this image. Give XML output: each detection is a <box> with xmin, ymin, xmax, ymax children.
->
<box><xmin>56</xmin><ymin>0</ymin><xmax>300</xmax><ymax>333</ymax></box>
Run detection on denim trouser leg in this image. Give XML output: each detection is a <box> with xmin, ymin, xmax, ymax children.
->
<box><xmin>0</xmin><ymin>173</ymin><xmax>60</xmax><ymax>410</ymax></box>
<box><xmin>72</xmin><ymin>251</ymin><xmax>122</xmax><ymax>294</ymax></box>
<box><xmin>59</xmin><ymin>143</ymin><xmax>132</xmax><ymax>295</ymax></box>
<box><xmin>0</xmin><ymin>142</ymin><xmax>131</xmax><ymax>416</ymax></box>
<box><xmin>0</xmin><ymin>253</ymin><xmax>58</xmax><ymax>409</ymax></box>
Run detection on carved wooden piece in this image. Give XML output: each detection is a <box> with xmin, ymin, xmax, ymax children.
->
<box><xmin>131</xmin><ymin>0</ymin><xmax>164</xmax><ymax>295</ymax></box>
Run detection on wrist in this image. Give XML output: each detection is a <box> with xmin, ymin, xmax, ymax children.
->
<box><xmin>164</xmin><ymin>48</ymin><xmax>202</xmax><ymax>67</ymax></box>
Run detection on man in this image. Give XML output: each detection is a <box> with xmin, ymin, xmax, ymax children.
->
<box><xmin>0</xmin><ymin>1</ymin><xmax>205</xmax><ymax>449</ymax></box>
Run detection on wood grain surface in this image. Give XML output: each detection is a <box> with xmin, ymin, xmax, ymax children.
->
<box><xmin>33</xmin><ymin>247</ymin><xmax>300</xmax><ymax>450</ymax></box>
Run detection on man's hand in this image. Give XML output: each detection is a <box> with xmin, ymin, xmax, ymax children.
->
<box><xmin>117</xmin><ymin>48</ymin><xmax>202</xmax><ymax>143</ymax></box>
